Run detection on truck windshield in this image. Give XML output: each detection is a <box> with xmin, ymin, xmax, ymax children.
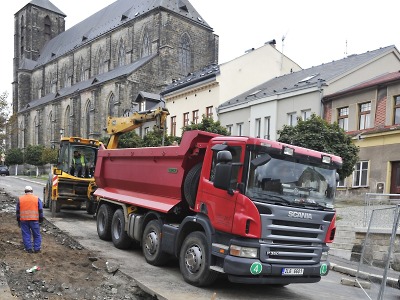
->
<box><xmin>246</xmin><ymin>151</ymin><xmax>337</xmax><ymax>209</ymax></box>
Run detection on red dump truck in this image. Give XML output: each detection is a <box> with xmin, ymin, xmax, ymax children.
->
<box><xmin>94</xmin><ymin>130</ymin><xmax>342</xmax><ymax>286</ymax></box>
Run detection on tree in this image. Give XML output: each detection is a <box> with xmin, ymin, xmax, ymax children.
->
<box><xmin>42</xmin><ymin>147</ymin><xmax>58</xmax><ymax>165</ymax></box>
<box><xmin>5</xmin><ymin>148</ymin><xmax>23</xmax><ymax>166</ymax></box>
<box><xmin>142</xmin><ymin>129</ymin><xmax>178</xmax><ymax>147</ymax></box>
<box><xmin>0</xmin><ymin>91</ymin><xmax>10</xmax><ymax>154</ymax></box>
<box><xmin>182</xmin><ymin>115</ymin><xmax>229</xmax><ymax>136</ymax></box>
<box><xmin>277</xmin><ymin>114</ymin><xmax>359</xmax><ymax>179</ymax></box>
<box><xmin>24</xmin><ymin>145</ymin><xmax>45</xmax><ymax>176</ymax></box>
<box><xmin>117</xmin><ymin>131</ymin><xmax>143</xmax><ymax>148</ymax></box>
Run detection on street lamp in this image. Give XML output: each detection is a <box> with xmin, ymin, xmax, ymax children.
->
<box><xmin>60</xmin><ymin>128</ymin><xmax>64</xmax><ymax>138</ymax></box>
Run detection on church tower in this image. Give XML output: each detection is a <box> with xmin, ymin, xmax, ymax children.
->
<box><xmin>13</xmin><ymin>0</ymin><xmax>66</xmax><ymax>114</ymax></box>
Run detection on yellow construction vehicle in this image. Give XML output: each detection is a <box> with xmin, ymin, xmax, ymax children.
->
<box><xmin>43</xmin><ymin>107</ymin><xmax>169</xmax><ymax>217</ymax></box>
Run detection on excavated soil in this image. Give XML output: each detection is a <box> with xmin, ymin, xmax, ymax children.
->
<box><xmin>0</xmin><ymin>190</ymin><xmax>156</xmax><ymax>300</ymax></box>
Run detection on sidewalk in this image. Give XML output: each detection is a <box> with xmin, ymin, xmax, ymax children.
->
<box><xmin>329</xmin><ymin>253</ymin><xmax>400</xmax><ymax>289</ymax></box>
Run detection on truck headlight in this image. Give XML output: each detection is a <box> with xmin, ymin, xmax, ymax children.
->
<box><xmin>230</xmin><ymin>245</ymin><xmax>258</xmax><ymax>258</ymax></box>
<box><xmin>321</xmin><ymin>250</ymin><xmax>329</xmax><ymax>261</ymax></box>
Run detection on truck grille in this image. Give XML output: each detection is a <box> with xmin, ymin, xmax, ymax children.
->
<box><xmin>255</xmin><ymin>202</ymin><xmax>333</xmax><ymax>265</ymax></box>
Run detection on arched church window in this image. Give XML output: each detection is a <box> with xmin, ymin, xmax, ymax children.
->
<box><xmin>141</xmin><ymin>28</ymin><xmax>151</xmax><ymax>57</ymax></box>
<box><xmin>19</xmin><ymin>122</ymin><xmax>24</xmax><ymax>149</ymax></box>
<box><xmin>64</xmin><ymin>106</ymin><xmax>71</xmax><ymax>137</ymax></box>
<box><xmin>48</xmin><ymin>111</ymin><xmax>54</xmax><ymax>143</ymax></box>
<box><xmin>118</xmin><ymin>39</ymin><xmax>125</xmax><ymax>67</ymax></box>
<box><xmin>84</xmin><ymin>100</ymin><xmax>91</xmax><ymax>138</ymax></box>
<box><xmin>44</xmin><ymin>16</ymin><xmax>51</xmax><ymax>43</ymax></box>
<box><xmin>20</xmin><ymin>16</ymin><xmax>25</xmax><ymax>57</ymax></box>
<box><xmin>33</xmin><ymin>116</ymin><xmax>38</xmax><ymax>145</ymax></box>
<box><xmin>179</xmin><ymin>33</ymin><xmax>192</xmax><ymax>76</ymax></box>
<box><xmin>108</xmin><ymin>94</ymin><xmax>115</xmax><ymax>117</ymax></box>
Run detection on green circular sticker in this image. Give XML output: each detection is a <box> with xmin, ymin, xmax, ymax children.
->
<box><xmin>250</xmin><ymin>262</ymin><xmax>262</xmax><ymax>275</ymax></box>
<box><xmin>320</xmin><ymin>263</ymin><xmax>328</xmax><ymax>275</ymax></box>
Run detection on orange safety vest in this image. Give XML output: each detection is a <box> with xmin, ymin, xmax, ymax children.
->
<box><xmin>19</xmin><ymin>194</ymin><xmax>39</xmax><ymax>221</ymax></box>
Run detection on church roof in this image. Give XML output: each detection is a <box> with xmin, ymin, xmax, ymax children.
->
<box><xmin>19</xmin><ymin>54</ymin><xmax>157</xmax><ymax>113</ymax></box>
<box><xmin>35</xmin><ymin>0</ymin><xmax>211</xmax><ymax>67</ymax></box>
<box><xmin>19</xmin><ymin>0</ymin><xmax>66</xmax><ymax>17</ymax></box>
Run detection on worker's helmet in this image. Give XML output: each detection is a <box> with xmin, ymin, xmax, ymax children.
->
<box><xmin>24</xmin><ymin>186</ymin><xmax>33</xmax><ymax>193</ymax></box>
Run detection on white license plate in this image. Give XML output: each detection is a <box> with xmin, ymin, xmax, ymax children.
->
<box><xmin>281</xmin><ymin>268</ymin><xmax>304</xmax><ymax>275</ymax></box>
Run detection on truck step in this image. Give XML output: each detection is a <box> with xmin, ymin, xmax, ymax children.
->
<box><xmin>210</xmin><ymin>266</ymin><xmax>225</xmax><ymax>273</ymax></box>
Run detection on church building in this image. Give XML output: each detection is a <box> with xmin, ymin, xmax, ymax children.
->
<box><xmin>11</xmin><ymin>0</ymin><xmax>218</xmax><ymax>148</ymax></box>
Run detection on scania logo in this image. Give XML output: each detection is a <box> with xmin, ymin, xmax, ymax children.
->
<box><xmin>288</xmin><ymin>211</ymin><xmax>313</xmax><ymax>219</ymax></box>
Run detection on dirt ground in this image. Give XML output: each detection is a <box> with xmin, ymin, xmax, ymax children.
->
<box><xmin>0</xmin><ymin>190</ymin><xmax>155</xmax><ymax>300</ymax></box>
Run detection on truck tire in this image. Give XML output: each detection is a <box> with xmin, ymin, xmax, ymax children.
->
<box><xmin>97</xmin><ymin>204</ymin><xmax>114</xmax><ymax>241</ymax></box>
<box><xmin>111</xmin><ymin>209</ymin><xmax>133</xmax><ymax>249</ymax></box>
<box><xmin>184</xmin><ymin>163</ymin><xmax>202</xmax><ymax>208</ymax></box>
<box><xmin>179</xmin><ymin>231</ymin><xmax>218</xmax><ymax>287</ymax></box>
<box><xmin>142</xmin><ymin>220</ymin><xmax>169</xmax><ymax>266</ymax></box>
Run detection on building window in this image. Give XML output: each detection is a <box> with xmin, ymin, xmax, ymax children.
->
<box><xmin>226</xmin><ymin>124</ymin><xmax>233</xmax><ymax>135</ymax></box>
<box><xmin>255</xmin><ymin>118</ymin><xmax>261</xmax><ymax>138</ymax></box>
<box><xmin>353</xmin><ymin>161</ymin><xmax>369</xmax><ymax>187</ymax></box>
<box><xmin>118</xmin><ymin>39</ymin><xmax>125</xmax><ymax>67</ymax></box>
<box><xmin>337</xmin><ymin>178</ymin><xmax>345</xmax><ymax>188</ymax></box>
<box><xmin>108</xmin><ymin>94</ymin><xmax>115</xmax><ymax>117</ymax></box>
<box><xmin>170</xmin><ymin>116</ymin><xmax>176</xmax><ymax>136</ymax></box>
<box><xmin>44</xmin><ymin>16</ymin><xmax>51</xmax><ymax>42</ymax></box>
<box><xmin>144</xmin><ymin>127</ymin><xmax>149</xmax><ymax>136</ymax></box>
<box><xmin>338</xmin><ymin>107</ymin><xmax>349</xmax><ymax>131</ymax></box>
<box><xmin>264</xmin><ymin>117</ymin><xmax>270</xmax><ymax>139</ymax></box>
<box><xmin>179</xmin><ymin>33</ymin><xmax>191</xmax><ymax>76</ymax></box>
<box><xmin>302</xmin><ymin>109</ymin><xmax>311</xmax><ymax>120</ymax></box>
<box><xmin>237</xmin><ymin>123</ymin><xmax>243</xmax><ymax>136</ymax></box>
<box><xmin>394</xmin><ymin>96</ymin><xmax>400</xmax><ymax>125</ymax></box>
<box><xmin>359</xmin><ymin>102</ymin><xmax>371</xmax><ymax>130</ymax></box>
<box><xmin>139</xmin><ymin>101</ymin><xmax>146</xmax><ymax>112</ymax></box>
<box><xmin>206</xmin><ymin>106</ymin><xmax>213</xmax><ymax>118</ymax></box>
<box><xmin>183</xmin><ymin>112</ymin><xmax>189</xmax><ymax>127</ymax></box>
<box><xmin>287</xmin><ymin>112</ymin><xmax>297</xmax><ymax>126</ymax></box>
<box><xmin>141</xmin><ymin>28</ymin><xmax>151</xmax><ymax>57</ymax></box>
<box><xmin>192</xmin><ymin>110</ymin><xmax>199</xmax><ymax>124</ymax></box>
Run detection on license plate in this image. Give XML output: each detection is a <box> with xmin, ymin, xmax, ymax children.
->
<box><xmin>281</xmin><ymin>268</ymin><xmax>304</xmax><ymax>275</ymax></box>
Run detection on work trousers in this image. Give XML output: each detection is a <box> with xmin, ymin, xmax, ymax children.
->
<box><xmin>20</xmin><ymin>221</ymin><xmax>41</xmax><ymax>252</ymax></box>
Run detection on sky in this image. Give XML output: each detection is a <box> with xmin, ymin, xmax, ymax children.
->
<box><xmin>2</xmin><ymin>0</ymin><xmax>400</xmax><ymax>105</ymax></box>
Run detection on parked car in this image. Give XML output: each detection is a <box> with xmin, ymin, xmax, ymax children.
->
<box><xmin>0</xmin><ymin>166</ymin><xmax>9</xmax><ymax>176</ymax></box>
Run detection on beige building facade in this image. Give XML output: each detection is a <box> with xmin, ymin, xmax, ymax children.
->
<box><xmin>161</xmin><ymin>40</ymin><xmax>301</xmax><ymax>137</ymax></box>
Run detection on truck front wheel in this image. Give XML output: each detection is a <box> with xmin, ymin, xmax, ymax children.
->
<box><xmin>111</xmin><ymin>209</ymin><xmax>133</xmax><ymax>249</ymax></box>
<box><xmin>142</xmin><ymin>220</ymin><xmax>169</xmax><ymax>266</ymax></box>
<box><xmin>179</xmin><ymin>231</ymin><xmax>218</xmax><ymax>286</ymax></box>
<box><xmin>97</xmin><ymin>204</ymin><xmax>114</xmax><ymax>241</ymax></box>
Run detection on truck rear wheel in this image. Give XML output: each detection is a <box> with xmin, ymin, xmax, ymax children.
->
<box><xmin>111</xmin><ymin>209</ymin><xmax>133</xmax><ymax>249</ymax></box>
<box><xmin>179</xmin><ymin>231</ymin><xmax>218</xmax><ymax>287</ymax></box>
<box><xmin>142</xmin><ymin>220</ymin><xmax>169</xmax><ymax>266</ymax></box>
<box><xmin>97</xmin><ymin>204</ymin><xmax>114</xmax><ymax>241</ymax></box>
<box><xmin>184</xmin><ymin>163</ymin><xmax>202</xmax><ymax>208</ymax></box>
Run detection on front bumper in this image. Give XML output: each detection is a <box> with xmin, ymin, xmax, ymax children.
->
<box><xmin>223</xmin><ymin>255</ymin><xmax>329</xmax><ymax>284</ymax></box>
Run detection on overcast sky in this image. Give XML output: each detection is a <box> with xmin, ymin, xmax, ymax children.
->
<box><xmin>3</xmin><ymin>0</ymin><xmax>400</xmax><ymax>104</ymax></box>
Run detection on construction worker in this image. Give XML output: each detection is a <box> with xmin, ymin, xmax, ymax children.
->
<box><xmin>16</xmin><ymin>186</ymin><xmax>43</xmax><ymax>253</ymax></box>
<box><xmin>71</xmin><ymin>150</ymin><xmax>88</xmax><ymax>177</ymax></box>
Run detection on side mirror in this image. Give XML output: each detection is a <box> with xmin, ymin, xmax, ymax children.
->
<box><xmin>213</xmin><ymin>163</ymin><xmax>233</xmax><ymax>191</ymax></box>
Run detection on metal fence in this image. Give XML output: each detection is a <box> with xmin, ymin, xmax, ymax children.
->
<box><xmin>363</xmin><ymin>193</ymin><xmax>400</xmax><ymax>227</ymax></box>
<box><xmin>355</xmin><ymin>204</ymin><xmax>400</xmax><ymax>300</ymax></box>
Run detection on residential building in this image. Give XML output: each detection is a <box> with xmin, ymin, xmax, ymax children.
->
<box><xmin>323</xmin><ymin>71</ymin><xmax>400</xmax><ymax>199</ymax></box>
<box><xmin>217</xmin><ymin>45</ymin><xmax>400</xmax><ymax>140</ymax></box>
<box><xmin>161</xmin><ymin>40</ymin><xmax>301</xmax><ymax>136</ymax></box>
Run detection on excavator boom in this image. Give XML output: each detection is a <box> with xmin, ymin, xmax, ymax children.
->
<box><xmin>106</xmin><ymin>107</ymin><xmax>169</xmax><ymax>149</ymax></box>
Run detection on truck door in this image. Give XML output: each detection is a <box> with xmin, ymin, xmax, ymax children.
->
<box><xmin>197</xmin><ymin>145</ymin><xmax>243</xmax><ymax>233</ymax></box>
